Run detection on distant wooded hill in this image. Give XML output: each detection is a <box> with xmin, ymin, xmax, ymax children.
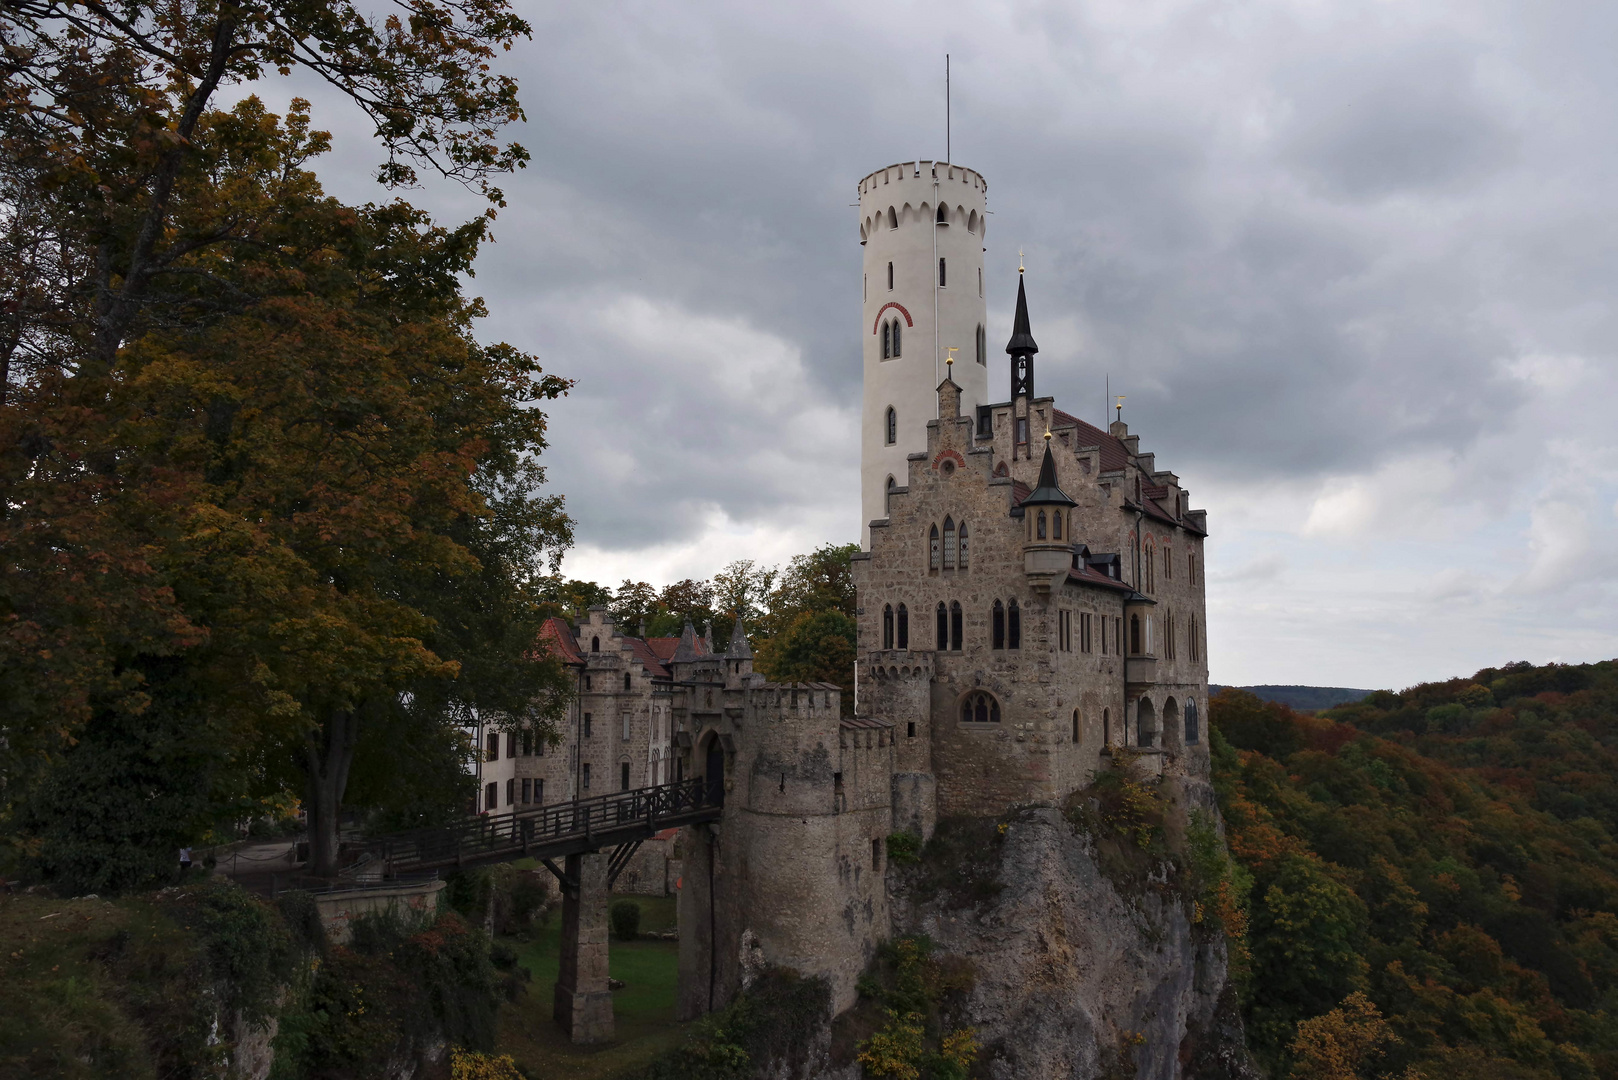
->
<box><xmin>1208</xmin><ymin>684</ymin><xmax>1377</xmax><ymax>711</ymax></box>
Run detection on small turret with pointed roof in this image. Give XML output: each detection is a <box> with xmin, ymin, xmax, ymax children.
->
<box><xmin>1024</xmin><ymin>430</ymin><xmax>1076</xmax><ymax>508</ymax></box>
<box><xmin>1007</xmin><ymin>269</ymin><xmax>1038</xmax><ymax>400</ymax></box>
<box><xmin>726</xmin><ymin>616</ymin><xmax>753</xmax><ymax>660</ymax></box>
<box><xmin>672</xmin><ymin>617</ymin><xmax>702</xmax><ymax>664</ymax></box>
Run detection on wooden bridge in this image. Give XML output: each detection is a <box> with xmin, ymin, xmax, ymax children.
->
<box><xmin>351</xmin><ymin>776</ymin><xmax>723</xmax><ymax>881</ymax></box>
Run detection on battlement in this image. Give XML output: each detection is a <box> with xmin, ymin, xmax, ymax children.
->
<box><xmin>859</xmin><ymin>161</ymin><xmax>986</xmax><ymax>195</ymax></box>
<box><xmin>743</xmin><ymin>681</ymin><xmax>841</xmax><ymax>721</ymax></box>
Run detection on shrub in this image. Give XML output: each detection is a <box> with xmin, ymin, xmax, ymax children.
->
<box><xmin>886</xmin><ymin>831</ymin><xmax>922</xmax><ymax>865</ymax></box>
<box><xmin>637</xmin><ymin>968</ymin><xmax>831</xmax><ymax>1079</ymax></box>
<box><xmin>611</xmin><ymin>899</ymin><xmax>642</xmax><ymax>941</ymax></box>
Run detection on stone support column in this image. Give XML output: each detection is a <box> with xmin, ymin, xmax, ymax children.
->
<box><xmin>553</xmin><ymin>851</ymin><xmax>613</xmax><ymax>1043</ymax></box>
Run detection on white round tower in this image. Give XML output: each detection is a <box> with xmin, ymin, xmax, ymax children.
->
<box><xmin>858</xmin><ymin>161</ymin><xmax>990</xmax><ymax>545</ymax></box>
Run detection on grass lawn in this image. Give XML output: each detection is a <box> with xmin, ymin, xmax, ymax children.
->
<box><xmin>496</xmin><ymin>893</ymin><xmax>689</xmax><ymax>1080</ymax></box>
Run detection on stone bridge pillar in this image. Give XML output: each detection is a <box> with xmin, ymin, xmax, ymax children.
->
<box><xmin>554</xmin><ymin>851</ymin><xmax>613</xmax><ymax>1043</ymax></box>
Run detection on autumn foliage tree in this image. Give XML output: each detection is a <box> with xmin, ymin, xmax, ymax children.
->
<box><xmin>1</xmin><ymin>1</ymin><xmax>570</xmax><ymax>887</ymax></box>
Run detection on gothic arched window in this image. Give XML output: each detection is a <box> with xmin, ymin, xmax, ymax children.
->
<box><xmin>950</xmin><ymin>601</ymin><xmax>963</xmax><ymax>651</ymax></box>
<box><xmin>992</xmin><ymin>600</ymin><xmax>1005</xmax><ymax>650</ymax></box>
<box><xmin>936</xmin><ymin>202</ymin><xmax>947</xmax><ymax>223</ymax></box>
<box><xmin>888</xmin><ymin>207</ymin><xmax>898</xmax><ymax>230</ymax></box>
<box><xmin>942</xmin><ymin>516</ymin><xmax>956</xmax><ymax>570</ymax></box>
<box><xmin>1185</xmin><ymin>700</ymin><xmax>1200</xmax><ymax>745</ymax></box>
<box><xmin>1037</xmin><ymin>510</ymin><xmax>1047</xmax><ymax>540</ymax></box>
<box><xmin>886</xmin><ymin>475</ymin><xmax>896</xmax><ymax>515</ymax></box>
<box><xmin>881</xmin><ymin>321</ymin><xmax>891</xmax><ymax>359</ymax></box>
<box><xmin>960</xmin><ymin>691</ymin><xmax>1001</xmax><ymax>724</ymax></box>
<box><xmin>936</xmin><ymin>602</ymin><xmax>948</xmax><ymax>649</ymax></box>
<box><xmin>591</xmin><ymin>636</ymin><xmax>600</xmax><ymax>653</ymax></box>
<box><xmin>892</xmin><ymin>318</ymin><xmax>901</xmax><ymax>357</ymax></box>
<box><xmin>897</xmin><ymin>603</ymin><xmax>909</xmax><ymax>649</ymax></box>
<box><xmin>929</xmin><ymin>524</ymin><xmax>941</xmax><ymax>571</ymax></box>
<box><xmin>885</xmin><ymin>406</ymin><xmax>896</xmax><ymax>444</ymax></box>
<box><xmin>1130</xmin><ymin>614</ymin><xmax>1142</xmax><ymax>655</ymax></box>
<box><xmin>1008</xmin><ymin>600</ymin><xmax>1021</xmax><ymax>650</ymax></box>
<box><xmin>958</xmin><ymin>522</ymin><xmax>969</xmax><ymax>569</ymax></box>
<box><xmin>1053</xmin><ymin>512</ymin><xmax>1062</xmax><ymax>540</ymax></box>
<box><xmin>883</xmin><ymin>604</ymin><xmax>894</xmax><ymax>650</ymax></box>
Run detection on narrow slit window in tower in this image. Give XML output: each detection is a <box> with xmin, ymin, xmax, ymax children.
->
<box><xmin>938</xmin><ymin>257</ymin><xmax>946</xmax><ymax>287</ymax></box>
<box><xmin>887</xmin><ymin>260</ymin><xmax>894</xmax><ymax>289</ymax></box>
<box><xmin>992</xmin><ymin>599</ymin><xmax>1004</xmax><ymax>649</ymax></box>
<box><xmin>885</xmin><ymin>406</ymin><xmax>896</xmax><ymax>444</ymax></box>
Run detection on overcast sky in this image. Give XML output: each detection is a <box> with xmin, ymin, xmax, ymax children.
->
<box><xmin>280</xmin><ymin>0</ymin><xmax>1618</xmax><ymax>689</ymax></box>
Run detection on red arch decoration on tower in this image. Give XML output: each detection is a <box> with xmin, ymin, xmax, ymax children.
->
<box><xmin>871</xmin><ymin>302</ymin><xmax>914</xmax><ymax>334</ymax></box>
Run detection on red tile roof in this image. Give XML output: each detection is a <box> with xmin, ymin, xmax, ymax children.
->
<box><xmin>1053</xmin><ymin>409</ymin><xmax>1129</xmax><ymax>472</ymax></box>
<box><xmin>538</xmin><ymin>617</ymin><xmax>583</xmax><ymax>664</ymax></box>
<box><xmin>626</xmin><ymin>637</ymin><xmax>672</xmax><ymax>678</ymax></box>
<box><xmin>1068</xmin><ymin>565</ymin><xmax>1135</xmax><ymax>592</ymax></box>
<box><xmin>1011</xmin><ymin>479</ymin><xmax>1031</xmax><ymax>504</ymax></box>
<box><xmin>645</xmin><ymin>636</ymin><xmax>709</xmax><ymax>662</ymax></box>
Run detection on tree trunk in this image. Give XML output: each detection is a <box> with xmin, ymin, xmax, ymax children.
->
<box><xmin>305</xmin><ymin>709</ymin><xmax>359</xmax><ymax>879</ymax></box>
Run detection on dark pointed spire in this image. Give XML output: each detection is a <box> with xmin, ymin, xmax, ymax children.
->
<box><xmin>1023</xmin><ymin>437</ymin><xmax>1075</xmax><ymax>508</ymax></box>
<box><xmin>1008</xmin><ymin>271</ymin><xmax>1037</xmax><ymax>400</ymax></box>
<box><xmin>1005</xmin><ymin>272</ymin><xmax>1039</xmax><ymax>356</ymax></box>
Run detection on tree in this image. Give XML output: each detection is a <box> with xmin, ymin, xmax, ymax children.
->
<box><xmin>0</xmin><ymin>0</ymin><xmax>531</xmax><ymax>381</ymax></box>
<box><xmin>2</xmin><ymin>96</ymin><xmax>572</xmax><ymax>883</ymax></box>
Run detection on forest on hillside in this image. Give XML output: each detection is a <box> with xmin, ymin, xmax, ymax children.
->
<box><xmin>1213</xmin><ymin>657</ymin><xmax>1618</xmax><ymax>1079</ymax></box>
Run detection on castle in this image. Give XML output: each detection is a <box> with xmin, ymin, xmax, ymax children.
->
<box><xmin>519</xmin><ymin>160</ymin><xmax>1212</xmax><ymax>1030</ymax></box>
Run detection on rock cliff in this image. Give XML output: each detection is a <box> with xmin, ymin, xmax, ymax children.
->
<box><xmin>829</xmin><ymin>781</ymin><xmax>1257</xmax><ymax>1080</ymax></box>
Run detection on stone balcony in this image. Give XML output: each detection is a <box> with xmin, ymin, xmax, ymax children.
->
<box><xmin>1125</xmin><ymin>655</ymin><xmax>1158</xmax><ymax>689</ymax></box>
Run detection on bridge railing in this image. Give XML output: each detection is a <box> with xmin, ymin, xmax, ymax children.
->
<box><xmin>364</xmin><ymin>776</ymin><xmax>721</xmax><ymax>873</ymax></box>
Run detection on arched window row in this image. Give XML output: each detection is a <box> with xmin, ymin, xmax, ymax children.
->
<box><xmin>960</xmin><ymin>691</ymin><xmax>1000</xmax><ymax>724</ymax></box>
<box><xmin>1026</xmin><ymin>508</ymin><xmax>1068</xmax><ymax>542</ymax></box>
<box><xmin>881</xmin><ymin>317</ymin><xmax>903</xmax><ymax>359</ymax></box>
<box><xmin>865</xmin><ymin>204</ymin><xmax>982</xmax><ymax>235</ymax></box>
<box><xmin>927</xmin><ymin>519</ymin><xmax>968</xmax><ymax>572</ymax></box>
<box><xmin>880</xmin><ymin>602</ymin><xmax>911</xmax><ymax>650</ymax></box>
<box><xmin>990</xmin><ymin>599</ymin><xmax>1021</xmax><ymax>650</ymax></box>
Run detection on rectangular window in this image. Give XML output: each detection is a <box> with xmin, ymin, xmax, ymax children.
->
<box><xmin>583</xmin><ymin>713</ymin><xmax>592</xmax><ymax>738</ymax></box>
<box><xmin>583</xmin><ymin>763</ymin><xmax>591</xmax><ymax>790</ymax></box>
<box><xmin>621</xmin><ymin>762</ymin><xmax>631</xmax><ymax>791</ymax></box>
<box><xmin>485</xmin><ymin>781</ymin><xmax>498</xmax><ymax>810</ymax></box>
<box><xmin>521</xmin><ymin>778</ymin><xmax>531</xmax><ymax>804</ymax></box>
<box><xmin>507</xmin><ymin>732</ymin><xmax>517</xmax><ymax>759</ymax></box>
<box><xmin>1098</xmin><ymin>613</ymin><xmax>1107</xmax><ymax>654</ymax></box>
<box><xmin>1058</xmin><ymin>610</ymin><xmax>1071</xmax><ymax>652</ymax></box>
<box><xmin>506</xmin><ymin>778</ymin><xmax>514</xmax><ymax>806</ymax></box>
<box><xmin>1165</xmin><ymin>548</ymin><xmax>1173</xmax><ymax>581</ymax></box>
<box><xmin>622</xmin><ymin>714</ymin><xmax>632</xmax><ymax>740</ymax></box>
<box><xmin>486</xmin><ymin>732</ymin><xmax>499</xmax><ymax>761</ymax></box>
<box><xmin>536</xmin><ymin>779</ymin><xmax>544</xmax><ymax>804</ymax></box>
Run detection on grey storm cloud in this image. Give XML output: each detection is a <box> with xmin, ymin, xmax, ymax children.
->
<box><xmin>274</xmin><ymin>0</ymin><xmax>1618</xmax><ymax>684</ymax></box>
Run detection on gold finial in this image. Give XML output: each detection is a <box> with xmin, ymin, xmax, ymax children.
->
<box><xmin>1018</xmin><ymin>247</ymin><xmax>1025</xmax><ymax>274</ymax></box>
<box><xmin>1114</xmin><ymin>395</ymin><xmax>1126</xmax><ymax>421</ymax></box>
<box><xmin>1044</xmin><ymin>420</ymin><xmax>1053</xmax><ymax>442</ymax></box>
<box><xmin>945</xmin><ymin>346</ymin><xmax>958</xmax><ymax>367</ymax></box>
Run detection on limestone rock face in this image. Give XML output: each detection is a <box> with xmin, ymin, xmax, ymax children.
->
<box><xmin>886</xmin><ymin>807</ymin><xmax>1257</xmax><ymax>1080</ymax></box>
